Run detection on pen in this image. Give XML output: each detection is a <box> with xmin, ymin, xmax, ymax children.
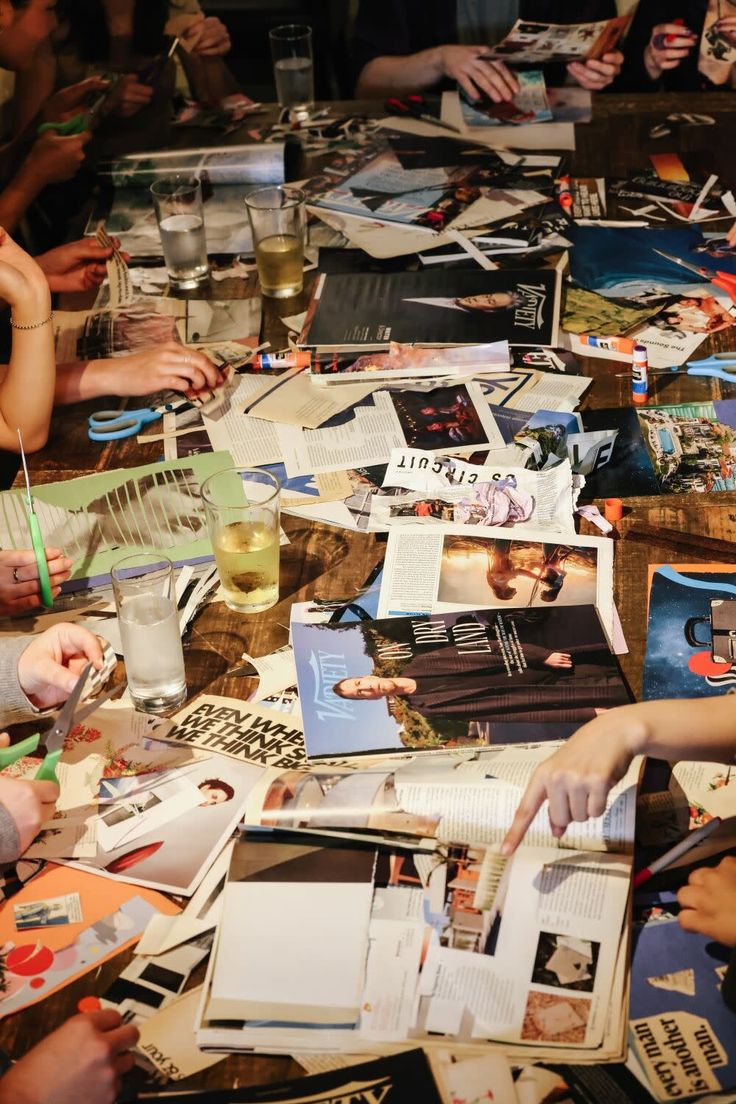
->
<box><xmin>633</xmin><ymin>816</ymin><xmax>723</xmax><ymax>889</ymax></box>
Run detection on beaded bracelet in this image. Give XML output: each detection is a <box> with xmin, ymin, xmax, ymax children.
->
<box><xmin>10</xmin><ymin>311</ymin><xmax>53</xmax><ymax>331</ymax></box>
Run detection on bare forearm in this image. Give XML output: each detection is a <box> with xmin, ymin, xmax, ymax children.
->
<box><xmin>55</xmin><ymin>358</ymin><xmax>118</xmax><ymax>404</ymax></box>
<box><xmin>0</xmin><ymin>290</ymin><xmax>54</xmax><ymax>450</ymax></box>
<box><xmin>355</xmin><ymin>50</ymin><xmax>443</xmax><ymax>98</ymax></box>
<box><xmin>624</xmin><ymin>696</ymin><xmax>736</xmax><ymax>763</ymax></box>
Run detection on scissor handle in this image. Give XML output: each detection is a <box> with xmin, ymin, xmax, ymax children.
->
<box><xmin>35</xmin><ymin>749</ymin><xmax>62</xmax><ymax>785</ymax></box>
<box><xmin>688</xmin><ymin>365</ymin><xmax>736</xmax><ymax>382</ymax></box>
<box><xmin>713</xmin><ymin>272</ymin><xmax>736</xmax><ymax>305</ymax></box>
<box><xmin>28</xmin><ymin>513</ymin><xmax>53</xmax><ymax>608</ymax></box>
<box><xmin>36</xmin><ymin>113</ymin><xmax>88</xmax><ymax>137</ymax></box>
<box><xmin>88</xmin><ymin>407</ymin><xmax>161</xmax><ymax>441</ymax></box>
<box><xmin>0</xmin><ymin>734</ymin><xmax>41</xmax><ymax>770</ymax></box>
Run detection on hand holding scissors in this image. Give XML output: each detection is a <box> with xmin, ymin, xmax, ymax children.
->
<box><xmin>653</xmin><ymin>247</ymin><xmax>736</xmax><ymax>304</ymax></box>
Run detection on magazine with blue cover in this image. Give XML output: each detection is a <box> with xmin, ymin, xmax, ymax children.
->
<box><xmin>292</xmin><ymin>605</ymin><xmax>630</xmax><ymax>758</ymax></box>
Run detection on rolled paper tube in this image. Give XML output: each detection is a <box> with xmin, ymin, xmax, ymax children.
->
<box><xmin>604</xmin><ymin>498</ymin><xmax>623</xmax><ymax>522</ymax></box>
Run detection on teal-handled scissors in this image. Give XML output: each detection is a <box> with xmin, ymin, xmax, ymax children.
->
<box><xmin>652</xmin><ymin>248</ymin><xmax>736</xmax><ymax>304</ymax></box>
<box><xmin>0</xmin><ymin>664</ymin><xmax>120</xmax><ymax>785</ymax></box>
<box><xmin>17</xmin><ymin>429</ymin><xmax>53</xmax><ymax>610</ymax></box>
<box><xmin>88</xmin><ymin>398</ymin><xmax>191</xmax><ymax>441</ymax></box>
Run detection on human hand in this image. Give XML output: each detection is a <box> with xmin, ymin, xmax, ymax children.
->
<box><xmin>0</xmin><ymin>548</ymin><xmax>72</xmax><ymax>615</ymax></box>
<box><xmin>544</xmin><ymin>651</ymin><xmax>572</xmax><ymax>669</ymax></box>
<box><xmin>24</xmin><ymin>129</ymin><xmax>90</xmax><ymax>186</ymax></box>
<box><xmin>40</xmin><ymin>76</ymin><xmax>109</xmax><ymax>123</ymax></box>
<box><xmin>35</xmin><ymin>237</ymin><xmax>126</xmax><ymax>293</ymax></box>
<box><xmin>17</xmin><ymin>624</ymin><xmax>104</xmax><ymax>710</ymax></box>
<box><xmin>501</xmin><ymin>705</ymin><xmax>646</xmax><ymax>854</ymax></box>
<box><xmin>644</xmin><ymin>23</ymin><xmax>697</xmax><ymax>81</ymax></box>
<box><xmin>438</xmin><ymin>45</ymin><xmax>519</xmax><ymax>102</ymax></box>
<box><xmin>0</xmin><ymin>774</ymin><xmax>59</xmax><ymax>855</ymax></box>
<box><xmin>112</xmin><ymin>73</ymin><xmax>154</xmax><ymax>118</ymax></box>
<box><xmin>678</xmin><ymin>856</ymin><xmax>736</xmax><ymax>945</ymax></box>
<box><xmin>99</xmin><ymin>343</ymin><xmax>221</xmax><ymax>396</ymax></box>
<box><xmin>183</xmin><ymin>15</ymin><xmax>231</xmax><ymax>57</ymax></box>
<box><xmin>0</xmin><ymin>227</ymin><xmax>50</xmax><ymax>314</ymax></box>
<box><xmin>0</xmin><ymin>1009</ymin><xmax>139</xmax><ymax>1104</ymax></box>
<box><xmin>567</xmin><ymin>50</ymin><xmax>624</xmax><ymax>91</ymax></box>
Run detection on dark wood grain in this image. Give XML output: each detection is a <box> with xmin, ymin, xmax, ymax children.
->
<box><xmin>4</xmin><ymin>92</ymin><xmax>736</xmax><ymax>1090</ymax></box>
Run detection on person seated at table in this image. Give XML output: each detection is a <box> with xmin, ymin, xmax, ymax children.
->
<box><xmin>0</xmin><ymin>0</ymin><xmax>104</xmax><ymax>233</ymax></box>
<box><xmin>0</xmin><ymin>622</ymin><xmax>137</xmax><ymax>1104</ymax></box>
<box><xmin>0</xmin><ymin>549</ymin><xmax>72</xmax><ymax>615</ymax></box>
<box><xmin>501</xmin><ymin>693</ymin><xmax>736</xmax><ymax>944</ymax></box>
<box><xmin>615</xmin><ymin>1</ymin><xmax>736</xmax><ymax>91</ymax></box>
<box><xmin>13</xmin><ymin>0</ymin><xmax>234</xmax><ymax>157</ymax></box>
<box><xmin>353</xmin><ymin>0</ymin><xmax>624</xmax><ymax>102</ymax></box>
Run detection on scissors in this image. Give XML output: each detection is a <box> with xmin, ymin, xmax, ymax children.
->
<box><xmin>36</xmin><ymin>114</ymin><xmax>90</xmax><ymax>137</ymax></box>
<box><xmin>88</xmin><ymin>398</ymin><xmax>191</xmax><ymax>441</ymax></box>
<box><xmin>385</xmin><ymin>94</ymin><xmax>461</xmax><ymax>133</ymax></box>
<box><xmin>652</xmin><ymin>248</ymin><xmax>736</xmax><ymax>304</ymax></box>
<box><xmin>616</xmin><ymin>354</ymin><xmax>736</xmax><ymax>383</ymax></box>
<box><xmin>0</xmin><ymin>664</ymin><xmax>120</xmax><ymax>785</ymax></box>
<box><xmin>17</xmin><ymin>429</ymin><xmax>53</xmax><ymax>609</ymax></box>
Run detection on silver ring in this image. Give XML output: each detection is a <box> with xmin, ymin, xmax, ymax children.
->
<box><xmin>12</xmin><ymin>567</ymin><xmax>19</xmax><ymax>584</ymax></box>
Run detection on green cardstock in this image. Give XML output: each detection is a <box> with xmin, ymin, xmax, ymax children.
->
<box><xmin>0</xmin><ymin>452</ymin><xmax>234</xmax><ymax>583</ymax></box>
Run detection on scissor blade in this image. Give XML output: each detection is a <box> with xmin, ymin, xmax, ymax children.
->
<box><xmin>43</xmin><ymin>662</ymin><xmax>93</xmax><ymax>754</ymax></box>
<box><xmin>652</xmin><ymin>248</ymin><xmax>705</xmax><ymax>277</ymax></box>
<box><xmin>71</xmin><ymin>683</ymin><xmax>125</xmax><ymax>727</ymax></box>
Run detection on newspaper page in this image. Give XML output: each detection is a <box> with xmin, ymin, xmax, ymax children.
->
<box><xmin>277</xmin><ymin>385</ymin><xmax>504</xmax><ymax>479</ymax></box>
<box><xmin>376</xmin><ymin>523</ymin><xmax>616</xmax><ymax>643</ymax></box>
<box><xmin>376</xmin><ymin>449</ymin><xmax>578</xmax><ymax>534</ymax></box>
<box><xmin>202</xmin><ymin>376</ymin><xmax>286</xmax><ymax>466</ymax></box>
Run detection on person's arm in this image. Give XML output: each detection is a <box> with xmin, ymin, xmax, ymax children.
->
<box><xmin>0</xmin><ymin>229</ymin><xmax>54</xmax><ymax>451</ymax></box>
<box><xmin>55</xmin><ymin>343</ymin><xmax>219</xmax><ymax>403</ymax></box>
<box><xmin>12</xmin><ymin>40</ymin><xmax>58</xmax><ymax>135</ymax></box>
<box><xmin>567</xmin><ymin>50</ymin><xmax>624</xmax><ymax>91</ymax></box>
<box><xmin>502</xmin><ymin>695</ymin><xmax>736</xmax><ymax>854</ymax></box>
<box><xmin>0</xmin><ymin>1009</ymin><xmax>139</xmax><ymax>1104</ymax></box>
<box><xmin>356</xmin><ymin>47</ymin><xmax>518</xmax><ymax>102</ymax></box>
<box><xmin>0</xmin><ymin>131</ymin><xmax>90</xmax><ymax>232</ymax></box>
<box><xmin>0</xmin><ymin>548</ymin><xmax>72</xmax><ymax>614</ymax></box>
<box><xmin>178</xmin><ymin>15</ymin><xmax>236</xmax><ymax>103</ymax></box>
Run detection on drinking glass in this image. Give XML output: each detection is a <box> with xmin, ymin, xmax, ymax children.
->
<box><xmin>150</xmin><ymin>175</ymin><xmax>209</xmax><ymax>289</ymax></box>
<box><xmin>112</xmin><ymin>553</ymin><xmax>187</xmax><ymax>714</ymax></box>
<box><xmin>269</xmin><ymin>24</ymin><xmax>314</xmax><ymax>120</ymax></box>
<box><xmin>201</xmin><ymin>467</ymin><xmax>281</xmax><ymax>614</ymax></box>
<box><xmin>244</xmin><ymin>186</ymin><xmax>305</xmax><ymax>298</ymax></box>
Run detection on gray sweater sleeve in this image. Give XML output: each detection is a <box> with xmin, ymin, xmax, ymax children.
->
<box><xmin>0</xmin><ymin>802</ymin><xmax>21</xmax><ymax>863</ymax></box>
<box><xmin>0</xmin><ymin>635</ymin><xmax>39</xmax><ymax>726</ymax></box>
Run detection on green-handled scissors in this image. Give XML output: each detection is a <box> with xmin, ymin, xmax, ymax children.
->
<box><xmin>17</xmin><ymin>429</ymin><xmax>53</xmax><ymax>609</ymax></box>
<box><xmin>0</xmin><ymin>664</ymin><xmax>120</xmax><ymax>785</ymax></box>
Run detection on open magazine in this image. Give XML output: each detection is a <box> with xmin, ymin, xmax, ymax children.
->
<box><xmin>196</xmin><ymin>742</ymin><xmax>640</xmax><ymax>1058</ymax></box>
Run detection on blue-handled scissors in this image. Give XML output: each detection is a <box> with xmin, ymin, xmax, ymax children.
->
<box><xmin>0</xmin><ymin>664</ymin><xmax>120</xmax><ymax>785</ymax></box>
<box><xmin>88</xmin><ymin>399</ymin><xmax>191</xmax><ymax>441</ymax></box>
<box><xmin>617</xmin><ymin>354</ymin><xmax>736</xmax><ymax>383</ymax></box>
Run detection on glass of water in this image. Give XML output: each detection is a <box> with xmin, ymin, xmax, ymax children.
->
<box><xmin>112</xmin><ymin>553</ymin><xmax>187</xmax><ymax>714</ymax></box>
<box><xmin>150</xmin><ymin>175</ymin><xmax>209</xmax><ymax>289</ymax></box>
<box><xmin>269</xmin><ymin>24</ymin><xmax>314</xmax><ymax>121</ymax></box>
<box><xmin>244</xmin><ymin>186</ymin><xmax>305</xmax><ymax>298</ymax></box>
<box><xmin>201</xmin><ymin>467</ymin><xmax>281</xmax><ymax>614</ymax></box>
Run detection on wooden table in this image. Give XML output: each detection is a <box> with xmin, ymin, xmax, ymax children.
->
<box><xmin>3</xmin><ymin>92</ymin><xmax>736</xmax><ymax>1091</ymax></box>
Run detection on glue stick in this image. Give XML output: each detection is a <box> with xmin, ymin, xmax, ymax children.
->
<box><xmin>632</xmin><ymin>344</ymin><xmax>648</xmax><ymax>405</ymax></box>
<box><xmin>253</xmin><ymin>350</ymin><xmax>311</xmax><ymax>370</ymax></box>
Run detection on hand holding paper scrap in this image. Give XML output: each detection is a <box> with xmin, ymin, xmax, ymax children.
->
<box><xmin>9</xmin><ymin>39</ymin><xmax>736</xmax><ymax>1104</ymax></box>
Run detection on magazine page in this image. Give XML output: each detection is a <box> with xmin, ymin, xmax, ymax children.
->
<box><xmin>300</xmin><ymin>269</ymin><xmax>561</xmax><ymax>349</ymax></box>
<box><xmin>244</xmin><ymin>745</ymin><xmax>640</xmax><ymax>854</ymax></box>
<box><xmin>309</xmin><ymin>340</ymin><xmax>511</xmax><ymax>382</ymax></box>
<box><xmin>376</xmin><ymin>524</ymin><xmax>615</xmax><ymax>641</ymax></box>
<box><xmin>197</xmin><ymin>835</ymin><xmax>631</xmax><ymax>1058</ymax></box>
<box><xmin>375</xmin><ymin>449</ymin><xmax>578</xmax><ymax>534</ymax></box>
<box><xmin>276</xmin><ymin>385</ymin><xmax>505</xmax><ymax>479</ymax></box>
<box><xmin>291</xmin><ymin>606</ymin><xmax>630</xmax><ymax>758</ymax></box>
<box><xmin>98</xmin><ymin>143</ymin><xmax>287</xmax><ymax>187</ymax></box>
<box><xmin>484</xmin><ymin>17</ymin><xmax>631</xmax><ymax>63</ymax></box>
<box><xmin>459</xmin><ymin>70</ymin><xmax>553</xmax><ymax>128</ymax></box>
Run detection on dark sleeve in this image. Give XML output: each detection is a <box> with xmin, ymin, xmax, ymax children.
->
<box><xmin>351</xmin><ymin>0</ymin><xmax>455</xmax><ymax>91</ymax></box>
<box><xmin>613</xmin><ymin>0</ymin><xmax>704</xmax><ymax>91</ymax></box>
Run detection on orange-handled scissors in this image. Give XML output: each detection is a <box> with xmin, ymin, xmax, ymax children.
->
<box><xmin>652</xmin><ymin>248</ymin><xmax>736</xmax><ymax>304</ymax></box>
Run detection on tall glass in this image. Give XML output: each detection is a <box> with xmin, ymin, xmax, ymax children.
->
<box><xmin>269</xmin><ymin>24</ymin><xmax>314</xmax><ymax>120</ymax></box>
<box><xmin>201</xmin><ymin>467</ymin><xmax>281</xmax><ymax>614</ymax></box>
<box><xmin>150</xmin><ymin>175</ymin><xmax>209</xmax><ymax>289</ymax></box>
<box><xmin>112</xmin><ymin>553</ymin><xmax>187</xmax><ymax>714</ymax></box>
<box><xmin>244</xmin><ymin>186</ymin><xmax>305</xmax><ymax>298</ymax></box>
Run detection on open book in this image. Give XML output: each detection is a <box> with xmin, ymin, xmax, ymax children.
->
<box><xmin>197</xmin><ymin>741</ymin><xmax>641</xmax><ymax>1062</ymax></box>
